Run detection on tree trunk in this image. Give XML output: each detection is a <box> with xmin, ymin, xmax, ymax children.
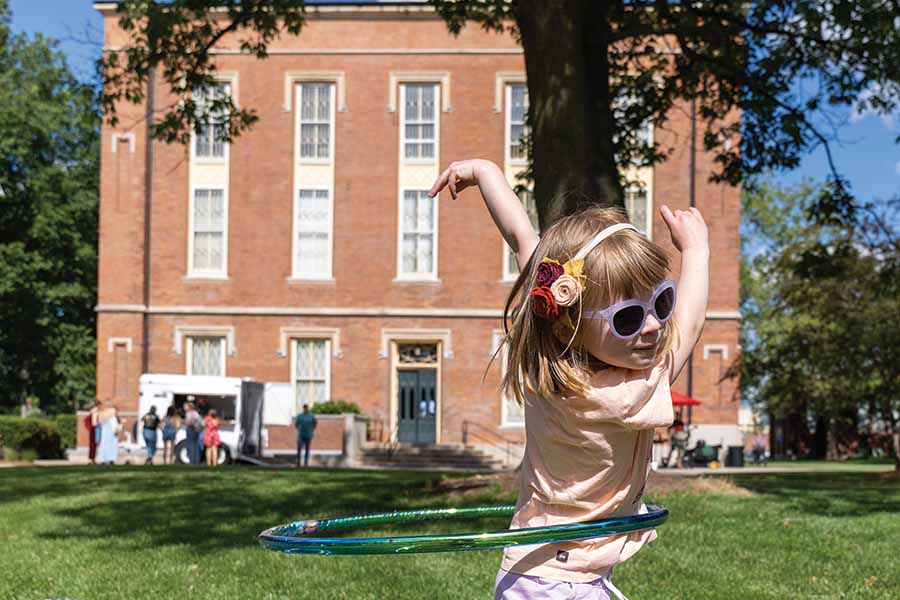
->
<box><xmin>515</xmin><ymin>0</ymin><xmax>624</xmax><ymax>230</ymax></box>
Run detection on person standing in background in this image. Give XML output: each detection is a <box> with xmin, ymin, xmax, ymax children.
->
<box><xmin>161</xmin><ymin>405</ymin><xmax>180</xmax><ymax>465</ymax></box>
<box><xmin>204</xmin><ymin>409</ymin><xmax>221</xmax><ymax>466</ymax></box>
<box><xmin>141</xmin><ymin>405</ymin><xmax>161</xmax><ymax>465</ymax></box>
<box><xmin>96</xmin><ymin>402</ymin><xmax>121</xmax><ymax>465</ymax></box>
<box><xmin>184</xmin><ymin>402</ymin><xmax>202</xmax><ymax>465</ymax></box>
<box><xmin>294</xmin><ymin>404</ymin><xmax>317</xmax><ymax>467</ymax></box>
<box><xmin>85</xmin><ymin>400</ymin><xmax>101</xmax><ymax>464</ymax></box>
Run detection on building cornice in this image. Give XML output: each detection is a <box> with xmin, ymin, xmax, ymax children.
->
<box><xmin>95</xmin><ymin>304</ymin><xmax>741</xmax><ymax>320</ymax></box>
<box><xmin>102</xmin><ymin>46</ymin><xmax>522</xmax><ymax>56</ymax></box>
<box><xmin>95</xmin><ymin>2</ymin><xmax>442</xmax><ymax>18</ymax></box>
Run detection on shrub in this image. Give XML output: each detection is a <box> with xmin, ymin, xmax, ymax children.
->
<box><xmin>310</xmin><ymin>401</ymin><xmax>361</xmax><ymax>415</ymax></box>
<box><xmin>53</xmin><ymin>414</ymin><xmax>78</xmax><ymax>450</ymax></box>
<box><xmin>0</xmin><ymin>417</ymin><xmax>63</xmax><ymax>459</ymax></box>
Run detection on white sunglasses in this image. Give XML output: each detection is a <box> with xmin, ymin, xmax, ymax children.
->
<box><xmin>582</xmin><ymin>280</ymin><xmax>676</xmax><ymax>339</ymax></box>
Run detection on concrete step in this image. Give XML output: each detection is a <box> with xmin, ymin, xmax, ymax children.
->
<box><xmin>358</xmin><ymin>444</ymin><xmax>504</xmax><ymax>470</ymax></box>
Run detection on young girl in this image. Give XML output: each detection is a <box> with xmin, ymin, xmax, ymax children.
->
<box><xmin>204</xmin><ymin>409</ymin><xmax>221</xmax><ymax>466</ymax></box>
<box><xmin>429</xmin><ymin>159</ymin><xmax>709</xmax><ymax>600</ymax></box>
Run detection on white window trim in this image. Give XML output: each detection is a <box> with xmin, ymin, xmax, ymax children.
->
<box><xmin>186</xmin><ymin>185</ymin><xmax>229</xmax><ymax>279</ymax></box>
<box><xmin>494</xmin><ymin>71</ymin><xmax>526</xmax><ymax>113</ymax></box>
<box><xmin>189</xmin><ymin>74</ymin><xmax>238</xmax><ymax>165</ymax></box>
<box><xmin>703</xmin><ymin>344</ymin><xmax>729</xmax><ymax>360</ymax></box>
<box><xmin>291</xmin><ymin>186</ymin><xmax>334</xmax><ymax>280</ymax></box>
<box><xmin>290</xmin><ymin>337</ymin><xmax>332</xmax><ymax>409</ymax></box>
<box><xmin>395</xmin><ymin>188</ymin><xmax>439</xmax><ymax>281</ymax></box>
<box><xmin>295</xmin><ymin>81</ymin><xmax>337</xmax><ymax>164</ymax></box>
<box><xmin>388</xmin><ymin>71</ymin><xmax>450</xmax><ymax>113</ymax></box>
<box><xmin>625</xmin><ymin>185</ymin><xmax>653</xmax><ymax>241</ymax></box>
<box><xmin>107</xmin><ymin>337</ymin><xmax>133</xmax><ymax>353</ymax></box>
<box><xmin>283</xmin><ymin>71</ymin><xmax>346</xmax><ymax>113</ymax></box>
<box><xmin>110</xmin><ymin>132</ymin><xmax>136</xmax><ymax>154</ymax></box>
<box><xmin>173</xmin><ymin>326</ymin><xmax>236</xmax><ymax>355</ymax></box>
<box><xmin>380</xmin><ymin>328</ymin><xmax>453</xmax><ymax>359</ymax></box>
<box><xmin>185</xmin><ymin>335</ymin><xmax>228</xmax><ymax>376</ymax></box>
<box><xmin>278</xmin><ymin>327</ymin><xmax>341</xmax><ymax>358</ymax></box>
<box><xmin>492</xmin><ymin>330</ymin><xmax>524</xmax><ymax>428</ymax></box>
<box><xmin>399</xmin><ymin>82</ymin><xmax>441</xmax><ymax>165</ymax></box>
<box><xmin>504</xmin><ymin>83</ymin><xmax>529</xmax><ymax>167</ymax></box>
<box><xmin>501</xmin><ymin>190</ymin><xmax>536</xmax><ymax>282</ymax></box>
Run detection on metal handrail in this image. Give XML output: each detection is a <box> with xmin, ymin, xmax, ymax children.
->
<box><xmin>462</xmin><ymin>420</ymin><xmax>524</xmax><ymax>466</ymax></box>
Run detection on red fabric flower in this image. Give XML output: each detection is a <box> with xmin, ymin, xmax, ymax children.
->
<box><xmin>531</xmin><ymin>286</ymin><xmax>560</xmax><ymax>320</ymax></box>
<box><xmin>536</xmin><ymin>260</ymin><xmax>565</xmax><ymax>287</ymax></box>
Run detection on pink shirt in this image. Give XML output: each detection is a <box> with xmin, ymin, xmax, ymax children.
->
<box><xmin>501</xmin><ymin>350</ymin><xmax>675</xmax><ymax>582</ymax></box>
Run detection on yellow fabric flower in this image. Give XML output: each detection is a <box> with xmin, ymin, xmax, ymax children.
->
<box><xmin>563</xmin><ymin>258</ymin><xmax>585</xmax><ymax>286</ymax></box>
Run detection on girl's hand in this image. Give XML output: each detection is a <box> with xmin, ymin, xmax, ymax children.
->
<box><xmin>660</xmin><ymin>205</ymin><xmax>708</xmax><ymax>253</ymax></box>
<box><xmin>428</xmin><ymin>159</ymin><xmax>494</xmax><ymax>200</ymax></box>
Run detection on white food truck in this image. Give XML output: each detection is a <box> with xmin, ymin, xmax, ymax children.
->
<box><xmin>137</xmin><ymin>374</ymin><xmax>292</xmax><ymax>464</ymax></box>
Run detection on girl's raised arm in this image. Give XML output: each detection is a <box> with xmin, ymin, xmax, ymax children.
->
<box><xmin>429</xmin><ymin>159</ymin><xmax>539</xmax><ymax>270</ymax></box>
<box><xmin>660</xmin><ymin>205</ymin><xmax>709</xmax><ymax>383</ymax></box>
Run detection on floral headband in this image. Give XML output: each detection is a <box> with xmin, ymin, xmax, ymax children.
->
<box><xmin>531</xmin><ymin>223</ymin><xmax>638</xmax><ymax>321</ymax></box>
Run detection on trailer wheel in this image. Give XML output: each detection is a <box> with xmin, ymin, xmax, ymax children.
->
<box><xmin>174</xmin><ymin>440</ymin><xmax>230</xmax><ymax>465</ymax></box>
<box><xmin>175</xmin><ymin>440</ymin><xmax>191</xmax><ymax>465</ymax></box>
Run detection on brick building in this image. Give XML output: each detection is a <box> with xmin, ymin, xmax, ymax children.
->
<box><xmin>93</xmin><ymin>1</ymin><xmax>741</xmax><ymax>457</ymax></box>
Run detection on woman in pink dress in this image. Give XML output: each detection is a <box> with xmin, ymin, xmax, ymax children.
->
<box><xmin>203</xmin><ymin>409</ymin><xmax>221</xmax><ymax>466</ymax></box>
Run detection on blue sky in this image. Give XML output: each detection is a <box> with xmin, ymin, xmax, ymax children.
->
<box><xmin>9</xmin><ymin>0</ymin><xmax>899</xmax><ymax>204</ymax></box>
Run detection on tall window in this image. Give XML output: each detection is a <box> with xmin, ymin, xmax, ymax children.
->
<box><xmin>401</xmin><ymin>83</ymin><xmax>438</xmax><ymax>161</ymax></box>
<box><xmin>187</xmin><ymin>336</ymin><xmax>225</xmax><ymax>376</ymax></box>
<box><xmin>192</xmin><ymin>83</ymin><xmax>229</xmax><ymax>161</ymax></box>
<box><xmin>399</xmin><ymin>190</ymin><xmax>437</xmax><ymax>278</ymax></box>
<box><xmin>190</xmin><ymin>188</ymin><xmax>226</xmax><ymax>276</ymax></box>
<box><xmin>298</xmin><ymin>82</ymin><xmax>334</xmax><ymax>161</ymax></box>
<box><xmin>294</xmin><ymin>189</ymin><xmax>332</xmax><ymax>278</ymax></box>
<box><xmin>624</xmin><ymin>187</ymin><xmax>651</xmax><ymax>237</ymax></box>
<box><xmin>507</xmin><ymin>83</ymin><xmax>529</xmax><ymax>162</ymax></box>
<box><xmin>504</xmin><ymin>190</ymin><xmax>539</xmax><ymax>280</ymax></box>
<box><xmin>293</xmin><ymin>338</ymin><xmax>330</xmax><ymax>409</ymax></box>
<box><xmin>494</xmin><ymin>333</ymin><xmax>524</xmax><ymax>427</ymax></box>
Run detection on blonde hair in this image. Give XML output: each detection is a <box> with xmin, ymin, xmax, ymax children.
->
<box><xmin>500</xmin><ymin>206</ymin><xmax>678</xmax><ymax>406</ymax></box>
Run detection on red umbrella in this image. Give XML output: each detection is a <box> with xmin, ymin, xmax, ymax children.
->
<box><xmin>671</xmin><ymin>391</ymin><xmax>702</xmax><ymax>406</ymax></box>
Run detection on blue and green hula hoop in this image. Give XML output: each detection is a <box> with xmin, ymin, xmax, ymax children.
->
<box><xmin>259</xmin><ymin>504</ymin><xmax>668</xmax><ymax>555</ymax></box>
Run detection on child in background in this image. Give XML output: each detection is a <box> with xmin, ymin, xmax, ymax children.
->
<box><xmin>429</xmin><ymin>159</ymin><xmax>709</xmax><ymax>600</ymax></box>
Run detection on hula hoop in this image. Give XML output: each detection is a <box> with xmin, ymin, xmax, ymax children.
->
<box><xmin>259</xmin><ymin>504</ymin><xmax>668</xmax><ymax>555</ymax></box>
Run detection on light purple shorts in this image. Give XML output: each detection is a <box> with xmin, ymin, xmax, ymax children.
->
<box><xmin>494</xmin><ymin>568</ymin><xmax>617</xmax><ymax>600</ymax></box>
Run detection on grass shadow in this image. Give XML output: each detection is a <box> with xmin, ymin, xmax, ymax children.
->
<box><xmin>726</xmin><ymin>471</ymin><xmax>900</xmax><ymax>518</ymax></box>
<box><xmin>3</xmin><ymin>466</ymin><xmax>513</xmax><ymax>555</ymax></box>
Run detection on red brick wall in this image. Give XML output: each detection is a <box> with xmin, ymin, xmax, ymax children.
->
<box><xmin>265</xmin><ymin>417</ymin><xmax>345</xmax><ymax>453</ymax></box>
<box><xmin>96</xmin><ymin>6</ymin><xmax>740</xmax><ymax>441</ymax></box>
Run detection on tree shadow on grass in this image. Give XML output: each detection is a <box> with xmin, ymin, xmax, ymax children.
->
<box><xmin>727</xmin><ymin>472</ymin><xmax>900</xmax><ymax>518</ymax></box>
<box><xmin>16</xmin><ymin>466</ymin><xmax>512</xmax><ymax>555</ymax></box>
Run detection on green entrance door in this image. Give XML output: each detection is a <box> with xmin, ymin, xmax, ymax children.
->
<box><xmin>397</xmin><ymin>369</ymin><xmax>436</xmax><ymax>444</ymax></box>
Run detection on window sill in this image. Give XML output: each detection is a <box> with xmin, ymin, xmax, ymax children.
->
<box><xmin>297</xmin><ymin>159</ymin><xmax>333</xmax><ymax>166</ymax></box>
<box><xmin>183</xmin><ymin>275</ymin><xmax>230</xmax><ymax>282</ymax></box>
<box><xmin>190</xmin><ymin>157</ymin><xmax>229</xmax><ymax>165</ymax></box>
<box><xmin>497</xmin><ymin>423</ymin><xmax>525</xmax><ymax>431</ymax></box>
<box><xmin>287</xmin><ymin>277</ymin><xmax>336</xmax><ymax>284</ymax></box>
<box><xmin>392</xmin><ymin>277</ymin><xmax>441</xmax><ymax>285</ymax></box>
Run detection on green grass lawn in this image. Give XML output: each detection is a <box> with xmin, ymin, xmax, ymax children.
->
<box><xmin>1</xmin><ymin>466</ymin><xmax>898</xmax><ymax>599</ymax></box>
<box><xmin>764</xmin><ymin>458</ymin><xmax>895</xmax><ymax>472</ymax></box>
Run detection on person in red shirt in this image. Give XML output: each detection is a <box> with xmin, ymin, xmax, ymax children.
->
<box><xmin>203</xmin><ymin>409</ymin><xmax>221</xmax><ymax>466</ymax></box>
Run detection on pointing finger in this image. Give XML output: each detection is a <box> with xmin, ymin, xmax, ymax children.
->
<box><xmin>660</xmin><ymin>205</ymin><xmax>676</xmax><ymax>226</ymax></box>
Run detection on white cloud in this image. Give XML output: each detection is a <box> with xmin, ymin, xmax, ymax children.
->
<box><xmin>850</xmin><ymin>85</ymin><xmax>897</xmax><ymax>128</ymax></box>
